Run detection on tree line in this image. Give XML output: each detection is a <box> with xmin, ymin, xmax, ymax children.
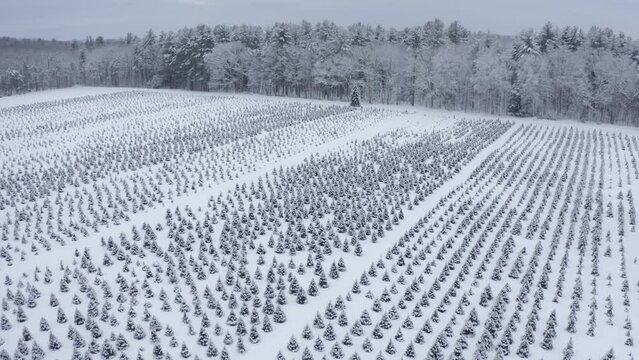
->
<box><xmin>1</xmin><ymin>20</ymin><xmax>638</xmax><ymax>124</ymax></box>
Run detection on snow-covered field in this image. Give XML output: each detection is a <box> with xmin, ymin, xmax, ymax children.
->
<box><xmin>0</xmin><ymin>87</ymin><xmax>638</xmax><ymax>360</ymax></box>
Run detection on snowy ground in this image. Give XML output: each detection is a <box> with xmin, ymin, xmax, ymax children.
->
<box><xmin>0</xmin><ymin>87</ymin><xmax>638</xmax><ymax>360</ymax></box>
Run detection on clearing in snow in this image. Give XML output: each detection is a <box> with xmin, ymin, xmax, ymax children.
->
<box><xmin>0</xmin><ymin>88</ymin><xmax>638</xmax><ymax>360</ymax></box>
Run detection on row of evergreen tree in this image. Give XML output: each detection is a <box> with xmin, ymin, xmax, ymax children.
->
<box><xmin>1</xmin><ymin>20</ymin><xmax>638</xmax><ymax>124</ymax></box>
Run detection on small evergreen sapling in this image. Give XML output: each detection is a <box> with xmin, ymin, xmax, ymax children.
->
<box><xmin>350</xmin><ymin>87</ymin><xmax>361</xmax><ymax>108</ymax></box>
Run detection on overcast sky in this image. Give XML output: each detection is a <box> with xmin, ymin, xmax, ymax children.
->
<box><xmin>2</xmin><ymin>0</ymin><xmax>639</xmax><ymax>40</ymax></box>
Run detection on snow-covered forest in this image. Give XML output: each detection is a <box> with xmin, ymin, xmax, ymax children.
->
<box><xmin>2</xmin><ymin>3</ymin><xmax>639</xmax><ymax>358</ymax></box>
<box><xmin>1</xmin><ymin>19</ymin><xmax>639</xmax><ymax>124</ymax></box>
<box><xmin>1</xmin><ymin>87</ymin><xmax>639</xmax><ymax>360</ymax></box>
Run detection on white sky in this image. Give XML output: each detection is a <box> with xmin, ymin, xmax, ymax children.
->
<box><xmin>2</xmin><ymin>0</ymin><xmax>639</xmax><ymax>40</ymax></box>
